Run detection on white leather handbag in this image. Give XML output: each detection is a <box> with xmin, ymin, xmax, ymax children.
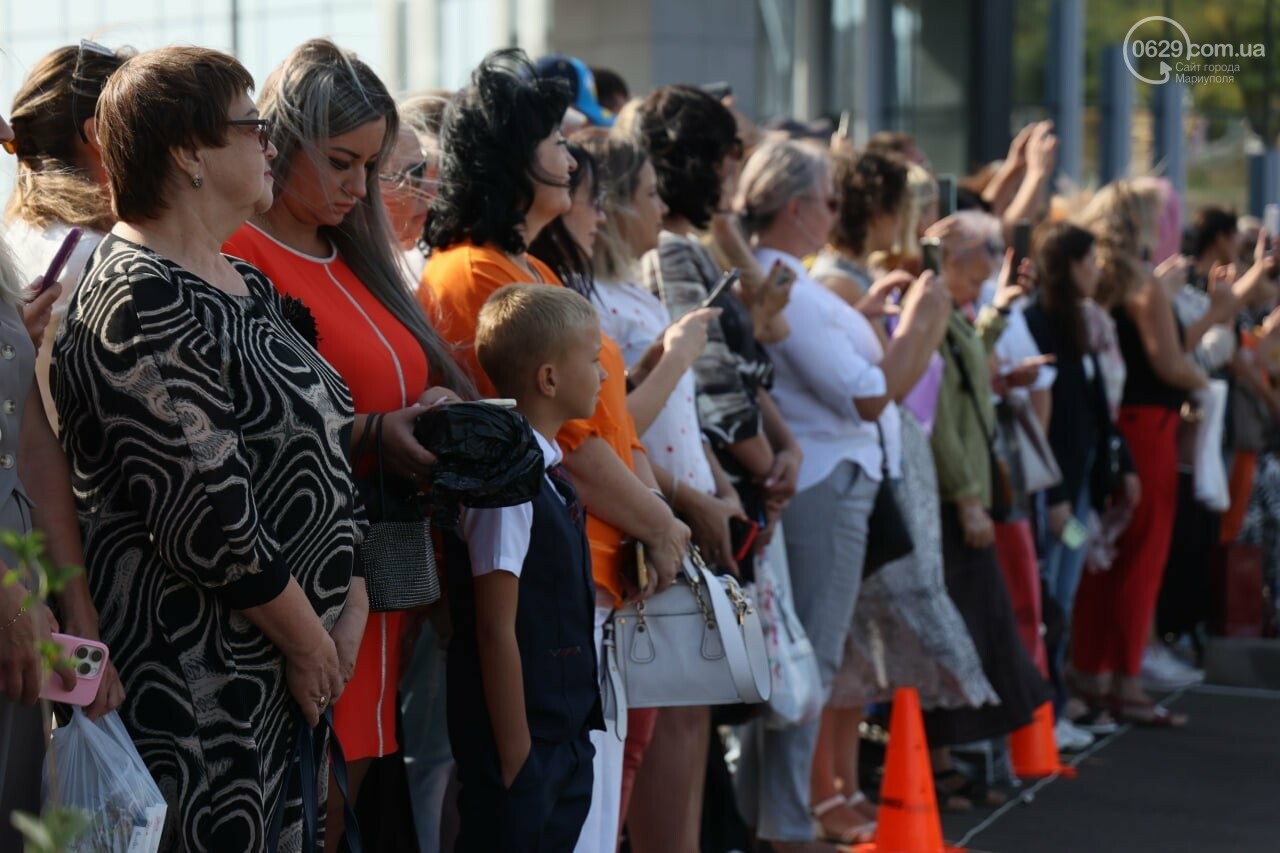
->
<box><xmin>602</xmin><ymin>547</ymin><xmax>772</xmax><ymax>740</ymax></box>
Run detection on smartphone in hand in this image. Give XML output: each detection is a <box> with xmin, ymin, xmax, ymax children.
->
<box><xmin>700</xmin><ymin>268</ymin><xmax>741</xmax><ymax>309</ymax></box>
<box><xmin>937</xmin><ymin>176</ymin><xmax>956</xmax><ymax>219</ymax></box>
<box><xmin>921</xmin><ymin>238</ymin><xmax>942</xmax><ymax>275</ymax></box>
<box><xmin>764</xmin><ymin>259</ymin><xmax>797</xmax><ymax>290</ymax></box>
<box><xmin>36</xmin><ymin>227</ymin><xmax>84</xmax><ymax>296</ymax></box>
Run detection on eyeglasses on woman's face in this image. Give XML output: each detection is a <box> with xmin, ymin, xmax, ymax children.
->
<box><xmin>226</xmin><ymin>118</ymin><xmax>273</xmax><ymax>153</ymax></box>
<box><xmin>378</xmin><ymin>159</ymin><xmax>433</xmax><ymax>193</ymax></box>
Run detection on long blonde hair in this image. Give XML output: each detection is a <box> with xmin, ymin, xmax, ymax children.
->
<box><xmin>1073</xmin><ymin>179</ymin><xmax>1163</xmax><ymax>308</ymax></box>
<box><xmin>578</xmin><ymin>135</ymin><xmax>648</xmax><ymax>284</ymax></box>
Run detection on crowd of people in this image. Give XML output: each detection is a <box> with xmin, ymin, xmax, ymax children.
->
<box><xmin>0</xmin><ymin>32</ymin><xmax>1276</xmax><ymax>853</ymax></box>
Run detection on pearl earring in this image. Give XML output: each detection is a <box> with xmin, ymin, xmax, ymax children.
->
<box><xmin>192</xmin><ymin>175</ymin><xmax>203</xmax><ymax>189</ymax></box>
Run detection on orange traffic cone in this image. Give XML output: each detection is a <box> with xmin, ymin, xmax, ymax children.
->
<box><xmin>853</xmin><ymin>688</ymin><xmax>963</xmax><ymax>853</ymax></box>
<box><xmin>1010</xmin><ymin>701</ymin><xmax>1077</xmax><ymax>779</ymax></box>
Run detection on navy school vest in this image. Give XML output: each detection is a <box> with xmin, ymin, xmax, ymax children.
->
<box><xmin>444</xmin><ymin>469</ymin><xmax>604</xmax><ymax>745</ymax></box>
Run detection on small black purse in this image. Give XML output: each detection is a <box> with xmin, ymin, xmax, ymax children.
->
<box><xmin>863</xmin><ymin>420</ymin><xmax>914</xmax><ymax>577</ymax></box>
<box><xmin>354</xmin><ymin>413</ymin><xmax>441</xmax><ymax>613</ymax></box>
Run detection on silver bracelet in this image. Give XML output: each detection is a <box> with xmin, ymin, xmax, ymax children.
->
<box><xmin>0</xmin><ymin>603</ymin><xmax>28</xmax><ymax>633</ymax></box>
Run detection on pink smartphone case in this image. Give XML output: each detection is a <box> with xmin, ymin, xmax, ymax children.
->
<box><xmin>0</xmin><ymin>633</ymin><xmax>111</xmax><ymax>706</ymax></box>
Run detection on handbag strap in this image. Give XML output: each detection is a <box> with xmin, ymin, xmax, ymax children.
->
<box><xmin>945</xmin><ymin>329</ymin><xmax>997</xmax><ymax>449</ymax></box>
<box><xmin>602</xmin><ymin>620</ymin><xmax>629</xmax><ymax>743</ymax></box>
<box><xmin>697</xmin><ymin>556</ymin><xmax>771</xmax><ymax>703</ymax></box>
<box><xmin>266</xmin><ymin>707</ymin><xmax>363</xmax><ymax>853</ymax></box>
<box><xmin>874</xmin><ymin>419</ymin><xmax>890</xmax><ymax>479</ymax></box>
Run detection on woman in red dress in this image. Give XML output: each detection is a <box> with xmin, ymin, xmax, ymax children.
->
<box><xmin>224</xmin><ymin>39</ymin><xmax>472</xmax><ymax>849</ymax></box>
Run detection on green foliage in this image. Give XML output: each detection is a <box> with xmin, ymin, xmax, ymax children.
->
<box><xmin>1</xmin><ymin>530</ymin><xmax>89</xmax><ymax>852</ymax></box>
<box><xmin>11</xmin><ymin>807</ymin><xmax>90</xmax><ymax>853</ymax></box>
<box><xmin>1017</xmin><ymin>0</ymin><xmax>1278</xmax><ymax>135</ymax></box>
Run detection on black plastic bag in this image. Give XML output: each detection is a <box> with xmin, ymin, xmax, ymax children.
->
<box><xmin>413</xmin><ymin>402</ymin><xmax>545</xmax><ymax>528</ymax></box>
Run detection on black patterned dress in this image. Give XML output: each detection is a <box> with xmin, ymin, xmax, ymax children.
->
<box><xmin>52</xmin><ymin>234</ymin><xmax>360</xmax><ymax>852</ymax></box>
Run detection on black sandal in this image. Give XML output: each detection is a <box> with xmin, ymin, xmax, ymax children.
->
<box><xmin>934</xmin><ymin>768</ymin><xmax>1008</xmax><ymax>809</ymax></box>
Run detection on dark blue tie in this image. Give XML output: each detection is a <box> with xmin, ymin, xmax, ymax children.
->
<box><xmin>547</xmin><ymin>463</ymin><xmax>584</xmax><ymax>526</ymax></box>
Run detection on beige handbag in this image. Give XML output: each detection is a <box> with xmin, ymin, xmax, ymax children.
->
<box><xmin>1009</xmin><ymin>394</ymin><xmax>1063</xmax><ymax>495</ymax></box>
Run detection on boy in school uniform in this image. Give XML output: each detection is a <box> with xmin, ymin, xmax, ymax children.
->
<box><xmin>445</xmin><ymin>284</ymin><xmax>607</xmax><ymax>852</ymax></box>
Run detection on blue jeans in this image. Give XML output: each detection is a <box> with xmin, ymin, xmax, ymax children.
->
<box><xmin>1041</xmin><ymin>468</ymin><xmax>1093</xmax><ymax>717</ymax></box>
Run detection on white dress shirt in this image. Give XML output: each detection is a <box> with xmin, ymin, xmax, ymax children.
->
<box><xmin>458</xmin><ymin>429</ymin><xmax>564</xmax><ymax>578</ymax></box>
<box><xmin>758</xmin><ymin>248</ymin><xmax>893</xmax><ymax>491</ymax></box>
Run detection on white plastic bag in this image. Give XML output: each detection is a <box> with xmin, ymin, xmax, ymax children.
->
<box><xmin>1192</xmin><ymin>380</ymin><xmax>1230</xmax><ymax>512</ymax></box>
<box><xmin>753</xmin><ymin>530</ymin><xmax>823</xmax><ymax>728</ymax></box>
<box><xmin>43</xmin><ymin>710</ymin><xmax>167</xmax><ymax>853</ymax></box>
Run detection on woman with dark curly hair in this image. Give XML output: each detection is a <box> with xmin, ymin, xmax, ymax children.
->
<box><xmin>422</xmin><ymin>49</ymin><xmax>691</xmax><ymax>852</ymax></box>
<box><xmin>633</xmin><ymin>85</ymin><xmax>811</xmax><ymax>851</ymax></box>
<box><xmin>811</xmin><ymin>149</ymin><xmax>909</xmax><ymax>301</ymax></box>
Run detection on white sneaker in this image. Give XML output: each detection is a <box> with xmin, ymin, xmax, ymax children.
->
<box><xmin>1140</xmin><ymin>644</ymin><xmax>1205</xmax><ymax>692</ymax></box>
<box><xmin>1053</xmin><ymin>718</ymin><xmax>1095</xmax><ymax>752</ymax></box>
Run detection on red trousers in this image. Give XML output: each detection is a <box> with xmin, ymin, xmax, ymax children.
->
<box><xmin>619</xmin><ymin>707</ymin><xmax>658</xmax><ymax>827</ymax></box>
<box><xmin>994</xmin><ymin>518</ymin><xmax>1049</xmax><ymax>678</ymax></box>
<box><xmin>1071</xmin><ymin>406</ymin><xmax>1180</xmax><ymax>677</ymax></box>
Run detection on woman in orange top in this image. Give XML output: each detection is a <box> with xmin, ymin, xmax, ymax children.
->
<box><xmin>422</xmin><ymin>49</ymin><xmax>690</xmax><ymax>849</ymax></box>
<box><xmin>223</xmin><ymin>40</ymin><xmax>472</xmax><ymax>850</ymax></box>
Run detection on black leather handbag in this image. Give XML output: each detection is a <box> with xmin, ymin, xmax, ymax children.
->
<box><xmin>863</xmin><ymin>421</ymin><xmax>913</xmax><ymax>577</ymax></box>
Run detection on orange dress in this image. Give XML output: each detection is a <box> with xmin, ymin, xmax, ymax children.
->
<box><xmin>423</xmin><ymin>241</ymin><xmax>642</xmax><ymax>605</ymax></box>
<box><xmin>226</xmin><ymin>223</ymin><xmax>429</xmax><ymax>760</ymax></box>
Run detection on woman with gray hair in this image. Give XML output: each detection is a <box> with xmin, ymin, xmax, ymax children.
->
<box><xmin>730</xmin><ymin>138</ymin><xmax>947</xmax><ymax>850</ymax></box>
<box><xmin>919</xmin><ymin>211</ymin><xmax>1053</xmax><ymax>806</ymax></box>
<box><xmin>223</xmin><ymin>38</ymin><xmax>474</xmax><ymax>850</ymax></box>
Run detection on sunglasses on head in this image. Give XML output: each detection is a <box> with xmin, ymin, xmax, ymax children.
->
<box><xmin>71</xmin><ymin>39</ymin><xmax>116</xmax><ymax>145</ymax></box>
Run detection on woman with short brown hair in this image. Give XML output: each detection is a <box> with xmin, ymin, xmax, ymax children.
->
<box><xmin>54</xmin><ymin>46</ymin><xmax>362</xmax><ymax>850</ymax></box>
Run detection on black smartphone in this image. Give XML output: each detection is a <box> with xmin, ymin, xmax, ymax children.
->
<box><xmin>1186</xmin><ymin>258</ymin><xmax>1199</xmax><ymax>287</ymax></box>
<box><xmin>921</xmin><ymin>237</ymin><xmax>942</xmax><ymax>275</ymax></box>
<box><xmin>700</xmin><ymin>268</ymin><xmax>741</xmax><ymax>309</ymax></box>
<box><xmin>937</xmin><ymin>175</ymin><xmax>956</xmax><ymax>219</ymax></box>
<box><xmin>1012</xmin><ymin>220</ymin><xmax>1031</xmax><ymax>267</ymax></box>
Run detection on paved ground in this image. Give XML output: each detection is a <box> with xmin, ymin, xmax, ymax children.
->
<box><xmin>937</xmin><ymin>686</ymin><xmax>1280</xmax><ymax>852</ymax></box>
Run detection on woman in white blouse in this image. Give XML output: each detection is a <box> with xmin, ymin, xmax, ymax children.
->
<box><xmin>733</xmin><ymin>139</ymin><xmax>947</xmax><ymax>849</ymax></box>
<box><xmin>567</xmin><ymin>135</ymin><xmax>744</xmax><ymax>853</ymax></box>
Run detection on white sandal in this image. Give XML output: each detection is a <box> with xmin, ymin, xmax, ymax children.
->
<box><xmin>811</xmin><ymin>794</ymin><xmax>876</xmax><ymax>845</ymax></box>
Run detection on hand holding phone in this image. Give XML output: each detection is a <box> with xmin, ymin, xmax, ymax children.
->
<box><xmin>1010</xmin><ymin>219</ymin><xmax>1031</xmax><ymax>287</ymax></box>
<box><xmin>0</xmin><ymin>632</ymin><xmax>107</xmax><ymax>707</ymax></box>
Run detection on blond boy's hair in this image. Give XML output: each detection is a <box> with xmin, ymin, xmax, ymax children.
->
<box><xmin>476</xmin><ymin>284</ymin><xmax>599</xmax><ymax>397</ymax></box>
